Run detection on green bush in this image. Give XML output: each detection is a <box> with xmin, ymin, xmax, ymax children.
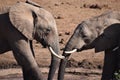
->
<box><xmin>114</xmin><ymin>70</ymin><xmax>120</xmax><ymax>80</ymax></box>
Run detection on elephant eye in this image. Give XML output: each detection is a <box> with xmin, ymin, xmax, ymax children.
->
<box><xmin>84</xmin><ymin>38</ymin><xmax>91</xmax><ymax>44</ymax></box>
<box><xmin>82</xmin><ymin>33</ymin><xmax>87</xmax><ymax>38</ymax></box>
<box><xmin>81</xmin><ymin>31</ymin><xmax>88</xmax><ymax>38</ymax></box>
<box><xmin>46</xmin><ymin>28</ymin><xmax>51</xmax><ymax>32</ymax></box>
<box><xmin>45</xmin><ymin>28</ymin><xmax>51</xmax><ymax>35</ymax></box>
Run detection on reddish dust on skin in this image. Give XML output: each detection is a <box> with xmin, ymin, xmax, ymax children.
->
<box><xmin>0</xmin><ymin>0</ymin><xmax>119</xmax><ymax>79</ymax></box>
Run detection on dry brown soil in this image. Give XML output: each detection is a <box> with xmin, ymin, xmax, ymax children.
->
<box><xmin>0</xmin><ymin>0</ymin><xmax>120</xmax><ymax>80</ymax></box>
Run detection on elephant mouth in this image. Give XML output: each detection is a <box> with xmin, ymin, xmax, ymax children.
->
<box><xmin>48</xmin><ymin>46</ymin><xmax>65</xmax><ymax>59</ymax></box>
<box><xmin>39</xmin><ymin>38</ymin><xmax>65</xmax><ymax>59</ymax></box>
<box><xmin>64</xmin><ymin>44</ymin><xmax>93</xmax><ymax>54</ymax></box>
<box><xmin>39</xmin><ymin>38</ymin><xmax>48</xmax><ymax>48</ymax></box>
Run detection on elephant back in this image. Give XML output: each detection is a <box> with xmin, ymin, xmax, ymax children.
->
<box><xmin>9</xmin><ymin>2</ymin><xmax>38</xmax><ymax>40</ymax></box>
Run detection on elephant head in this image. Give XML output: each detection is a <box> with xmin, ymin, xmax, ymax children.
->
<box><xmin>9</xmin><ymin>2</ymin><xmax>64</xmax><ymax>80</ymax></box>
<box><xmin>58</xmin><ymin>11</ymin><xmax>120</xmax><ymax>80</ymax></box>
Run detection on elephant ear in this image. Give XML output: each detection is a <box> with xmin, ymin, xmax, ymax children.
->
<box><xmin>94</xmin><ymin>34</ymin><xmax>114</xmax><ymax>52</ymax></box>
<box><xmin>94</xmin><ymin>23</ymin><xmax>120</xmax><ymax>53</ymax></box>
<box><xmin>9</xmin><ymin>2</ymin><xmax>36</xmax><ymax>40</ymax></box>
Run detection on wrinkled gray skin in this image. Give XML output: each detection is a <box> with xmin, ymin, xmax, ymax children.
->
<box><xmin>58</xmin><ymin>11</ymin><xmax>120</xmax><ymax>80</ymax></box>
<box><xmin>0</xmin><ymin>1</ymin><xmax>61</xmax><ymax>80</ymax></box>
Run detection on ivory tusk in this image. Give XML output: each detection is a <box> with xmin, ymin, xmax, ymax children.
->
<box><xmin>65</xmin><ymin>49</ymin><xmax>77</xmax><ymax>54</ymax></box>
<box><xmin>49</xmin><ymin>47</ymin><xmax>65</xmax><ymax>59</ymax></box>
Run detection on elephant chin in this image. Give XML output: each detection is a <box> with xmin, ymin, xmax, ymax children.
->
<box><xmin>48</xmin><ymin>47</ymin><xmax>65</xmax><ymax>59</ymax></box>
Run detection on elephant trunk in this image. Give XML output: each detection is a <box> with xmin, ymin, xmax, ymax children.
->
<box><xmin>48</xmin><ymin>40</ymin><xmax>61</xmax><ymax>80</ymax></box>
<box><xmin>58</xmin><ymin>36</ymin><xmax>75</xmax><ymax>80</ymax></box>
<box><xmin>58</xmin><ymin>41</ymin><xmax>72</xmax><ymax>80</ymax></box>
<box><xmin>58</xmin><ymin>53</ymin><xmax>71</xmax><ymax>80</ymax></box>
<box><xmin>58</xmin><ymin>34</ymin><xmax>85</xmax><ymax>80</ymax></box>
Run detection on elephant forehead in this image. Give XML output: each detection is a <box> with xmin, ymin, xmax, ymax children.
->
<box><xmin>79</xmin><ymin>22</ymin><xmax>93</xmax><ymax>36</ymax></box>
<box><xmin>38</xmin><ymin>9</ymin><xmax>56</xmax><ymax>26</ymax></box>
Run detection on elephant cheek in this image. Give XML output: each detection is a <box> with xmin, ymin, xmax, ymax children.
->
<box><xmin>64</xmin><ymin>37</ymin><xmax>78</xmax><ymax>51</ymax></box>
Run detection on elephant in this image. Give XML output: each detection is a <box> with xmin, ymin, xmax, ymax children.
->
<box><xmin>58</xmin><ymin>11</ymin><xmax>120</xmax><ymax>80</ymax></box>
<box><xmin>0</xmin><ymin>0</ymin><xmax>64</xmax><ymax>80</ymax></box>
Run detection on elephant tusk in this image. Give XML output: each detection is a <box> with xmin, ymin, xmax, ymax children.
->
<box><xmin>49</xmin><ymin>47</ymin><xmax>65</xmax><ymax>59</ymax></box>
<box><xmin>65</xmin><ymin>49</ymin><xmax>77</xmax><ymax>54</ymax></box>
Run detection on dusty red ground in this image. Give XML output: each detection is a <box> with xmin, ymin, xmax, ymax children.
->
<box><xmin>0</xmin><ymin>0</ymin><xmax>120</xmax><ymax>80</ymax></box>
